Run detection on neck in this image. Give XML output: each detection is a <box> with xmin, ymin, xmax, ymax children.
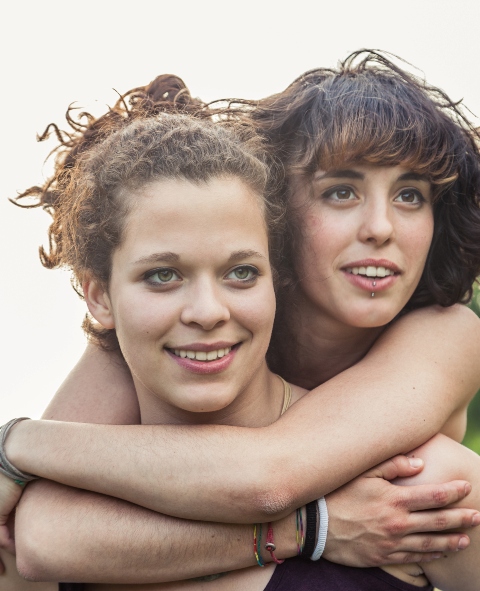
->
<box><xmin>274</xmin><ymin>294</ymin><xmax>385</xmax><ymax>389</ymax></box>
<box><xmin>134</xmin><ymin>362</ymin><xmax>287</xmax><ymax>428</ymax></box>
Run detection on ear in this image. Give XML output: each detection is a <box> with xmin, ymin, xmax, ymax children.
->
<box><xmin>83</xmin><ymin>278</ymin><xmax>115</xmax><ymax>329</ymax></box>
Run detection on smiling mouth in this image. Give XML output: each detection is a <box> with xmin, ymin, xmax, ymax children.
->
<box><xmin>168</xmin><ymin>346</ymin><xmax>234</xmax><ymax>362</ymax></box>
<box><xmin>344</xmin><ymin>265</ymin><xmax>398</xmax><ymax>278</ymax></box>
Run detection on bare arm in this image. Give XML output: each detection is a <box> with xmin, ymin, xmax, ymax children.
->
<box><xmin>14</xmin><ymin>481</ymin><xmax>298</xmax><ymax>584</ymax></box>
<box><xmin>385</xmin><ymin>434</ymin><xmax>480</xmax><ymax>591</ymax></box>
<box><xmin>7</xmin><ymin>305</ymin><xmax>480</xmax><ymax>522</ymax></box>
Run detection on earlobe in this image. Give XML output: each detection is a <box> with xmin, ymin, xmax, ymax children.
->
<box><xmin>83</xmin><ymin>278</ymin><xmax>115</xmax><ymax>329</ymax></box>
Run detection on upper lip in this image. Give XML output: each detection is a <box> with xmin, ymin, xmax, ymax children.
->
<box><xmin>166</xmin><ymin>341</ymin><xmax>238</xmax><ymax>352</ymax></box>
<box><xmin>341</xmin><ymin>259</ymin><xmax>401</xmax><ymax>273</ymax></box>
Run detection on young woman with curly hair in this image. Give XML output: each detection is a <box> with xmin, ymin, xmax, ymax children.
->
<box><xmin>2</xmin><ymin>51</ymin><xmax>480</xmax><ymax>591</ymax></box>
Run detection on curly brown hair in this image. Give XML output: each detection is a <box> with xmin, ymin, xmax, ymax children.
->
<box><xmin>32</xmin><ymin>113</ymin><xmax>282</xmax><ymax>349</ymax></box>
<box><xmin>14</xmin><ymin>51</ymin><xmax>480</xmax><ymax>344</ymax></box>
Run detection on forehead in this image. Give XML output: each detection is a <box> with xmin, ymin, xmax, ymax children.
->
<box><xmin>116</xmin><ymin>177</ymin><xmax>269</xmax><ymax>263</ymax></box>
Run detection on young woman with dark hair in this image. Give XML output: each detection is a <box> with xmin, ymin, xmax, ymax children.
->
<box><xmin>2</xmin><ymin>51</ymin><xmax>480</xmax><ymax>590</ymax></box>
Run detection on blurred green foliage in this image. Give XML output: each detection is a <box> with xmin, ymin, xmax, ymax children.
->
<box><xmin>464</xmin><ymin>282</ymin><xmax>480</xmax><ymax>454</ymax></box>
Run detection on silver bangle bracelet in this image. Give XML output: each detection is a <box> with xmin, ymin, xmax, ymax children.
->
<box><xmin>0</xmin><ymin>418</ymin><xmax>38</xmax><ymax>485</ymax></box>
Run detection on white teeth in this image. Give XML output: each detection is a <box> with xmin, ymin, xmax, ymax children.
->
<box><xmin>171</xmin><ymin>347</ymin><xmax>232</xmax><ymax>361</ymax></box>
<box><xmin>345</xmin><ymin>266</ymin><xmax>395</xmax><ymax>278</ymax></box>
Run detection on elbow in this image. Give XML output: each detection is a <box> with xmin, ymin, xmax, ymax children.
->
<box><xmin>249</xmin><ymin>462</ymin><xmax>300</xmax><ymax>521</ymax></box>
<box><xmin>15</xmin><ymin>521</ymin><xmax>61</xmax><ymax>582</ymax></box>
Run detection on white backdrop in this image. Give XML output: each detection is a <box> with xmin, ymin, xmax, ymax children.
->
<box><xmin>1</xmin><ymin>0</ymin><xmax>479</xmax><ymax>423</ymax></box>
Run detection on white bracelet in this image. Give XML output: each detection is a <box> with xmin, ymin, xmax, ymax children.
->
<box><xmin>310</xmin><ymin>496</ymin><xmax>328</xmax><ymax>561</ymax></box>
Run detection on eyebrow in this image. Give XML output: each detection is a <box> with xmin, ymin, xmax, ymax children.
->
<box><xmin>227</xmin><ymin>250</ymin><xmax>267</xmax><ymax>263</ymax></box>
<box><xmin>133</xmin><ymin>252</ymin><xmax>180</xmax><ymax>266</ymax></box>
<box><xmin>397</xmin><ymin>172</ymin><xmax>430</xmax><ymax>182</ymax></box>
<box><xmin>314</xmin><ymin>169</ymin><xmax>430</xmax><ymax>183</ymax></box>
<box><xmin>133</xmin><ymin>250</ymin><xmax>266</xmax><ymax>266</ymax></box>
<box><xmin>314</xmin><ymin>169</ymin><xmax>364</xmax><ymax>181</ymax></box>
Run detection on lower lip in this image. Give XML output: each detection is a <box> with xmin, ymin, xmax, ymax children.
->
<box><xmin>166</xmin><ymin>347</ymin><xmax>238</xmax><ymax>375</ymax></box>
<box><xmin>342</xmin><ymin>271</ymin><xmax>399</xmax><ymax>293</ymax></box>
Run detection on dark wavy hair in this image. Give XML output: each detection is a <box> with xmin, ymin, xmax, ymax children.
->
<box><xmin>243</xmin><ymin>51</ymin><xmax>480</xmax><ymax>310</ymax></box>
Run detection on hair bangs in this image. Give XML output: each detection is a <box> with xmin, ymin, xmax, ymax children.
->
<box><xmin>289</xmin><ymin>73</ymin><xmax>462</xmax><ymax>195</ymax></box>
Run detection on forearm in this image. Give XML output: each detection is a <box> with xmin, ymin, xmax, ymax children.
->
<box><xmin>8</xmin><ymin>307</ymin><xmax>480</xmax><ymax>522</ymax></box>
<box><xmin>404</xmin><ymin>435</ymin><xmax>480</xmax><ymax>591</ymax></box>
<box><xmin>15</xmin><ymin>480</ymin><xmax>297</xmax><ymax>583</ymax></box>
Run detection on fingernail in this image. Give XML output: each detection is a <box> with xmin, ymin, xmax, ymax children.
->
<box><xmin>458</xmin><ymin>537</ymin><xmax>469</xmax><ymax>550</ymax></box>
<box><xmin>408</xmin><ymin>457</ymin><xmax>423</xmax><ymax>468</ymax></box>
<box><xmin>465</xmin><ymin>483</ymin><xmax>472</xmax><ymax>495</ymax></box>
<box><xmin>472</xmin><ymin>513</ymin><xmax>480</xmax><ymax>527</ymax></box>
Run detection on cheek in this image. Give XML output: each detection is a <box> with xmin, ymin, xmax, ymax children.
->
<box><xmin>403</xmin><ymin>217</ymin><xmax>435</xmax><ymax>268</ymax></box>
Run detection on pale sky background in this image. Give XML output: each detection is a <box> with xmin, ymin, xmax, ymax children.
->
<box><xmin>1</xmin><ymin>0</ymin><xmax>479</xmax><ymax>424</ymax></box>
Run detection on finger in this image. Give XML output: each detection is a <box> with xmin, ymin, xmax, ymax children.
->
<box><xmin>397</xmin><ymin>480</ymin><xmax>472</xmax><ymax>511</ymax></box>
<box><xmin>386</xmin><ymin>551</ymin><xmax>443</xmax><ymax>564</ymax></box>
<box><xmin>390</xmin><ymin>532</ymin><xmax>471</xmax><ymax>556</ymax></box>
<box><xmin>0</xmin><ymin>527</ymin><xmax>15</xmax><ymax>555</ymax></box>
<box><xmin>403</xmin><ymin>508</ymin><xmax>480</xmax><ymax>535</ymax></box>
<box><xmin>368</xmin><ymin>455</ymin><xmax>424</xmax><ymax>481</ymax></box>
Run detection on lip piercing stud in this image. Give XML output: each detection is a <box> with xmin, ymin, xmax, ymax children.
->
<box><xmin>371</xmin><ymin>292</ymin><xmax>375</xmax><ymax>297</ymax></box>
<box><xmin>372</xmin><ymin>281</ymin><xmax>377</xmax><ymax>287</ymax></box>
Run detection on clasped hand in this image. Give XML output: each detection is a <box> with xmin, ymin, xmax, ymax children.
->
<box><xmin>324</xmin><ymin>454</ymin><xmax>479</xmax><ymax>567</ymax></box>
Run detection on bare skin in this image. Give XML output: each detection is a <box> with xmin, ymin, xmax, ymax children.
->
<box><xmin>3</xmin><ymin>166</ymin><xmax>480</xmax><ymax>588</ymax></box>
<box><xmin>2</xmin><ymin>305</ymin><xmax>479</xmax><ymax>588</ymax></box>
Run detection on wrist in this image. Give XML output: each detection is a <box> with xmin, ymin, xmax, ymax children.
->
<box><xmin>263</xmin><ymin>508</ymin><xmax>304</xmax><ymax>561</ymax></box>
<box><xmin>3</xmin><ymin>419</ymin><xmax>32</xmax><ymax>473</ymax></box>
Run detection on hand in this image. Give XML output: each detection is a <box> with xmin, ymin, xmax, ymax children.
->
<box><xmin>0</xmin><ymin>472</ymin><xmax>24</xmax><ymax>572</ymax></box>
<box><xmin>323</xmin><ymin>455</ymin><xmax>480</xmax><ymax>567</ymax></box>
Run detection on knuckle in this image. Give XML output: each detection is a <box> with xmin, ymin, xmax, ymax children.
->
<box><xmin>433</xmin><ymin>514</ymin><xmax>448</xmax><ymax>530</ymax></box>
<box><xmin>387</xmin><ymin>519</ymin><xmax>407</xmax><ymax>536</ymax></box>
<box><xmin>432</xmin><ymin>486</ymin><xmax>449</xmax><ymax>505</ymax></box>
<box><xmin>421</xmin><ymin>537</ymin><xmax>434</xmax><ymax>551</ymax></box>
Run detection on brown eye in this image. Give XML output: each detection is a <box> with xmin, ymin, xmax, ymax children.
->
<box><xmin>395</xmin><ymin>190</ymin><xmax>423</xmax><ymax>204</ymax></box>
<box><xmin>322</xmin><ymin>186</ymin><xmax>357</xmax><ymax>202</ymax></box>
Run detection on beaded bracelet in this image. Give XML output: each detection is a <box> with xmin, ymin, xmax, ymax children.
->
<box><xmin>265</xmin><ymin>522</ymin><xmax>285</xmax><ymax>564</ymax></box>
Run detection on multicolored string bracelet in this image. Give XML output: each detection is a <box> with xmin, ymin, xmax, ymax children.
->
<box><xmin>295</xmin><ymin>507</ymin><xmax>305</xmax><ymax>555</ymax></box>
<box><xmin>265</xmin><ymin>522</ymin><xmax>285</xmax><ymax>564</ymax></box>
<box><xmin>253</xmin><ymin>523</ymin><xmax>265</xmax><ymax>567</ymax></box>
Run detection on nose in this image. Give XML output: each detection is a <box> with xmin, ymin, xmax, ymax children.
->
<box><xmin>180</xmin><ymin>277</ymin><xmax>230</xmax><ymax>330</ymax></box>
<box><xmin>358</xmin><ymin>196</ymin><xmax>395</xmax><ymax>246</ymax></box>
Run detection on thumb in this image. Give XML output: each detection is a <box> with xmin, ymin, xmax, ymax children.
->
<box><xmin>368</xmin><ymin>454</ymin><xmax>424</xmax><ymax>481</ymax></box>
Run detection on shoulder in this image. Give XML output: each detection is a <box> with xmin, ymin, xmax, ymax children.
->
<box><xmin>380</xmin><ymin>304</ymin><xmax>480</xmax><ymax>350</ymax></box>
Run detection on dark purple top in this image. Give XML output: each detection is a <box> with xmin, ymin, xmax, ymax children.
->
<box><xmin>59</xmin><ymin>559</ymin><xmax>432</xmax><ymax>590</ymax></box>
<box><xmin>264</xmin><ymin>558</ymin><xmax>433</xmax><ymax>591</ymax></box>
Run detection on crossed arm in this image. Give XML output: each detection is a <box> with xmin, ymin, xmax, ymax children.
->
<box><xmin>6</xmin><ymin>305</ymin><xmax>480</xmax><ymax>585</ymax></box>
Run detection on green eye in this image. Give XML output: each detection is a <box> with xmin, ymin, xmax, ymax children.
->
<box><xmin>226</xmin><ymin>266</ymin><xmax>258</xmax><ymax>283</ymax></box>
<box><xmin>146</xmin><ymin>268</ymin><xmax>181</xmax><ymax>285</ymax></box>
